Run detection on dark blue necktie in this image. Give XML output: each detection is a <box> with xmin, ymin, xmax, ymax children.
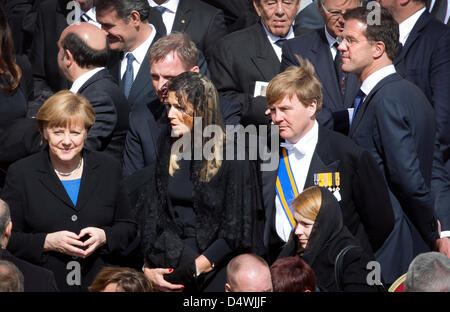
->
<box><xmin>122</xmin><ymin>53</ymin><xmax>135</xmax><ymax>99</ymax></box>
<box><xmin>334</xmin><ymin>42</ymin><xmax>347</xmax><ymax>95</ymax></box>
<box><xmin>275</xmin><ymin>38</ymin><xmax>287</xmax><ymax>48</ymax></box>
<box><xmin>351</xmin><ymin>89</ymin><xmax>365</xmax><ymax>124</ymax></box>
<box><xmin>156</xmin><ymin>6</ymin><xmax>166</xmax><ymax>14</ymax></box>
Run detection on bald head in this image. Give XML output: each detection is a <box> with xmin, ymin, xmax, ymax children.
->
<box><xmin>58</xmin><ymin>22</ymin><xmax>109</xmax><ymax>73</ymax></box>
<box><xmin>226</xmin><ymin>254</ymin><xmax>273</xmax><ymax>292</ymax></box>
<box><xmin>61</xmin><ymin>22</ymin><xmax>107</xmax><ymax>51</ymax></box>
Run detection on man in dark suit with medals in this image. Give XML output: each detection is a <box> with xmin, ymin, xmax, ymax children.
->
<box><xmin>261</xmin><ymin>56</ymin><xmax>394</xmax><ymax>264</ymax></box>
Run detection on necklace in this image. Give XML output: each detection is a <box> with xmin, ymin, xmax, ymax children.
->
<box><xmin>54</xmin><ymin>157</ymin><xmax>83</xmax><ymax>176</ymax></box>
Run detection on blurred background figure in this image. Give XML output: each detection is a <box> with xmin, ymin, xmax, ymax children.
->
<box><xmin>404</xmin><ymin>252</ymin><xmax>450</xmax><ymax>292</ymax></box>
<box><xmin>1</xmin><ymin>91</ymin><xmax>136</xmax><ymax>291</ymax></box>
<box><xmin>225</xmin><ymin>253</ymin><xmax>273</xmax><ymax>292</ymax></box>
<box><xmin>0</xmin><ymin>260</ymin><xmax>24</xmax><ymax>292</ymax></box>
<box><xmin>89</xmin><ymin>267</ymin><xmax>153</xmax><ymax>292</ymax></box>
<box><xmin>270</xmin><ymin>255</ymin><xmax>316</xmax><ymax>292</ymax></box>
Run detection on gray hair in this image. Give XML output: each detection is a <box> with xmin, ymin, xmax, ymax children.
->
<box><xmin>0</xmin><ymin>199</ymin><xmax>10</xmax><ymax>242</ymax></box>
<box><xmin>0</xmin><ymin>260</ymin><xmax>24</xmax><ymax>292</ymax></box>
<box><xmin>404</xmin><ymin>252</ymin><xmax>450</xmax><ymax>292</ymax></box>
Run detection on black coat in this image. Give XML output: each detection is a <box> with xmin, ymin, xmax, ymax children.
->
<box><xmin>261</xmin><ymin>126</ymin><xmax>394</xmax><ymax>261</ymax></box>
<box><xmin>278</xmin><ymin>187</ymin><xmax>378</xmax><ymax>292</ymax></box>
<box><xmin>1</xmin><ymin>149</ymin><xmax>137</xmax><ymax>291</ymax></box>
<box><xmin>138</xmin><ymin>135</ymin><xmax>264</xmax><ymax>291</ymax></box>
<box><xmin>77</xmin><ymin>69</ymin><xmax>130</xmax><ymax>162</ymax></box>
<box><xmin>0</xmin><ymin>248</ymin><xmax>58</xmax><ymax>292</ymax></box>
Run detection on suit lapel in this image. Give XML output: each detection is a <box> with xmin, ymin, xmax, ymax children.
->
<box><xmin>251</xmin><ymin>23</ymin><xmax>280</xmax><ymax>81</ymax></box>
<box><xmin>304</xmin><ymin>127</ymin><xmax>341</xmax><ymax>188</ymax></box>
<box><xmin>127</xmin><ymin>32</ymin><xmax>162</xmax><ymax>105</ymax></box>
<box><xmin>172</xmin><ymin>0</ymin><xmax>191</xmax><ymax>32</ymax></box>
<box><xmin>395</xmin><ymin>11</ymin><xmax>430</xmax><ymax>66</ymax></box>
<box><xmin>36</xmin><ymin>151</ymin><xmax>76</xmax><ymax>210</ymax></box>
<box><xmin>349</xmin><ymin>73</ymin><xmax>400</xmax><ymax>136</ymax></box>
<box><xmin>311</xmin><ymin>30</ymin><xmax>343</xmax><ymax>110</ymax></box>
<box><xmin>73</xmin><ymin>151</ymin><xmax>99</xmax><ymax>212</ymax></box>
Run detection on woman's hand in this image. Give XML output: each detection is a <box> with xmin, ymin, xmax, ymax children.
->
<box><xmin>44</xmin><ymin>231</ymin><xmax>86</xmax><ymax>258</ymax></box>
<box><xmin>78</xmin><ymin>227</ymin><xmax>106</xmax><ymax>258</ymax></box>
<box><xmin>143</xmin><ymin>264</ymin><xmax>184</xmax><ymax>292</ymax></box>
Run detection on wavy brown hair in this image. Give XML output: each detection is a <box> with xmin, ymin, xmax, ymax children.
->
<box><xmin>0</xmin><ymin>4</ymin><xmax>21</xmax><ymax>91</ymax></box>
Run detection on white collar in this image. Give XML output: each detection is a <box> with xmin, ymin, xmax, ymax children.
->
<box><xmin>261</xmin><ymin>21</ymin><xmax>295</xmax><ymax>44</ymax></box>
<box><xmin>399</xmin><ymin>7</ymin><xmax>426</xmax><ymax>45</ymax></box>
<box><xmin>148</xmin><ymin>0</ymin><xmax>179</xmax><ymax>13</ymax></box>
<box><xmin>70</xmin><ymin>67</ymin><xmax>105</xmax><ymax>94</ymax></box>
<box><xmin>360</xmin><ymin>65</ymin><xmax>396</xmax><ymax>97</ymax></box>
<box><xmin>282</xmin><ymin>120</ymin><xmax>318</xmax><ymax>156</ymax></box>
<box><xmin>125</xmin><ymin>23</ymin><xmax>156</xmax><ymax>64</ymax></box>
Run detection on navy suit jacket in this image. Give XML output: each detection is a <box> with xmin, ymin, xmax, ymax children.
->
<box><xmin>280</xmin><ymin>28</ymin><xmax>360</xmax><ymax>131</ymax></box>
<box><xmin>395</xmin><ymin>12</ymin><xmax>450</xmax><ymax>170</ymax></box>
<box><xmin>77</xmin><ymin>69</ymin><xmax>130</xmax><ymax>162</ymax></box>
<box><xmin>261</xmin><ymin>126</ymin><xmax>394</xmax><ymax>262</ymax></box>
<box><xmin>348</xmin><ymin>73</ymin><xmax>439</xmax><ymax>282</ymax></box>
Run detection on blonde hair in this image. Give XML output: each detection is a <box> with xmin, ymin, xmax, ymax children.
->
<box><xmin>266</xmin><ymin>56</ymin><xmax>323</xmax><ymax>115</ymax></box>
<box><xmin>292</xmin><ymin>186</ymin><xmax>322</xmax><ymax>222</ymax></box>
<box><xmin>36</xmin><ymin>90</ymin><xmax>95</xmax><ymax>139</ymax></box>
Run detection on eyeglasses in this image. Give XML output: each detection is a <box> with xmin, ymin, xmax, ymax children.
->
<box><xmin>321</xmin><ymin>2</ymin><xmax>360</xmax><ymax>18</ymax></box>
<box><xmin>337</xmin><ymin>36</ymin><xmax>371</xmax><ymax>48</ymax></box>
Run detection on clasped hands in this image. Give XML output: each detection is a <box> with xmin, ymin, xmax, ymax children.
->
<box><xmin>44</xmin><ymin>227</ymin><xmax>106</xmax><ymax>258</ymax></box>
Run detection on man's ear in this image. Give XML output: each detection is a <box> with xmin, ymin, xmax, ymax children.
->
<box><xmin>129</xmin><ymin>10</ymin><xmax>142</xmax><ymax>26</ymax></box>
<box><xmin>2</xmin><ymin>221</ymin><xmax>12</xmax><ymax>248</ymax></box>
<box><xmin>253</xmin><ymin>1</ymin><xmax>262</xmax><ymax>17</ymax></box>
<box><xmin>373</xmin><ymin>41</ymin><xmax>386</xmax><ymax>59</ymax></box>
<box><xmin>189</xmin><ymin>66</ymin><xmax>200</xmax><ymax>73</ymax></box>
<box><xmin>308</xmin><ymin>100</ymin><xmax>318</xmax><ymax>118</ymax></box>
<box><xmin>225</xmin><ymin>283</ymin><xmax>232</xmax><ymax>292</ymax></box>
<box><xmin>64</xmin><ymin>49</ymin><xmax>74</xmax><ymax>66</ymax></box>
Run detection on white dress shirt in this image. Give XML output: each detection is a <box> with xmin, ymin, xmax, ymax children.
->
<box><xmin>275</xmin><ymin>120</ymin><xmax>319</xmax><ymax>242</ymax></box>
<box><xmin>120</xmin><ymin>24</ymin><xmax>157</xmax><ymax>81</ymax></box>
<box><xmin>324</xmin><ymin>26</ymin><xmax>339</xmax><ymax>60</ymax></box>
<box><xmin>70</xmin><ymin>67</ymin><xmax>105</xmax><ymax>93</ymax></box>
<box><xmin>360</xmin><ymin>65</ymin><xmax>396</xmax><ymax>97</ymax></box>
<box><xmin>148</xmin><ymin>0</ymin><xmax>179</xmax><ymax>34</ymax></box>
<box><xmin>261</xmin><ymin>23</ymin><xmax>295</xmax><ymax>62</ymax></box>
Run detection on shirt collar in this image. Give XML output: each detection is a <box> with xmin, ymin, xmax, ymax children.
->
<box><xmin>324</xmin><ymin>26</ymin><xmax>338</xmax><ymax>48</ymax></box>
<box><xmin>282</xmin><ymin>120</ymin><xmax>318</xmax><ymax>156</ymax></box>
<box><xmin>125</xmin><ymin>23</ymin><xmax>156</xmax><ymax>65</ymax></box>
<box><xmin>399</xmin><ymin>7</ymin><xmax>426</xmax><ymax>45</ymax></box>
<box><xmin>360</xmin><ymin>64</ymin><xmax>396</xmax><ymax>96</ymax></box>
<box><xmin>70</xmin><ymin>67</ymin><xmax>105</xmax><ymax>93</ymax></box>
<box><xmin>261</xmin><ymin>21</ymin><xmax>295</xmax><ymax>44</ymax></box>
<box><xmin>148</xmin><ymin>0</ymin><xmax>179</xmax><ymax>13</ymax></box>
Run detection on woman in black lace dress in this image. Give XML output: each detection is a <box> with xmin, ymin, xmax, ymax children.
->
<box><xmin>139</xmin><ymin>72</ymin><xmax>263</xmax><ymax>292</ymax></box>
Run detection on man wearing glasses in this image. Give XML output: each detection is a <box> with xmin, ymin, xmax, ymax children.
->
<box><xmin>280</xmin><ymin>0</ymin><xmax>361</xmax><ymax>134</ymax></box>
<box><xmin>338</xmin><ymin>6</ymin><xmax>450</xmax><ymax>285</ymax></box>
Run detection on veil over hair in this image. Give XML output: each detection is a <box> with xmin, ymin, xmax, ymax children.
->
<box><xmin>167</xmin><ymin>71</ymin><xmax>226</xmax><ymax>182</ymax></box>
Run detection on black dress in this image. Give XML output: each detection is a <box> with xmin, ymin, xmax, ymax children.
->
<box><xmin>139</xmin><ymin>138</ymin><xmax>265</xmax><ymax>292</ymax></box>
<box><xmin>278</xmin><ymin>188</ymin><xmax>379</xmax><ymax>292</ymax></box>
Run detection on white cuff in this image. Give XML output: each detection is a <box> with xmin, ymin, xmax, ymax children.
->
<box><xmin>440</xmin><ymin>231</ymin><xmax>450</xmax><ymax>238</ymax></box>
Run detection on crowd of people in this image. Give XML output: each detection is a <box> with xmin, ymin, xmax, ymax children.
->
<box><xmin>0</xmin><ymin>0</ymin><xmax>449</xmax><ymax>293</ymax></box>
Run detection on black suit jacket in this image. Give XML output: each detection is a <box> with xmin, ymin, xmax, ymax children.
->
<box><xmin>170</xmin><ymin>0</ymin><xmax>228</xmax><ymax>64</ymax></box>
<box><xmin>349</xmin><ymin>73</ymin><xmax>439</xmax><ymax>282</ymax></box>
<box><xmin>0</xmin><ymin>248</ymin><xmax>58</xmax><ymax>292</ymax></box>
<box><xmin>209</xmin><ymin>22</ymin><xmax>309</xmax><ymax>126</ymax></box>
<box><xmin>29</xmin><ymin>0</ymin><xmax>70</xmax><ymax>100</ymax></box>
<box><xmin>261</xmin><ymin>126</ymin><xmax>394</xmax><ymax>261</ymax></box>
<box><xmin>107</xmin><ymin>31</ymin><xmax>163</xmax><ymax>111</ymax></box>
<box><xmin>77</xmin><ymin>69</ymin><xmax>130</xmax><ymax>162</ymax></box>
<box><xmin>1</xmin><ymin>149</ymin><xmax>137</xmax><ymax>291</ymax></box>
<box><xmin>280</xmin><ymin>28</ymin><xmax>361</xmax><ymax>130</ymax></box>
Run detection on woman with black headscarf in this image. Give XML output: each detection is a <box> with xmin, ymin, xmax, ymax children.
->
<box><xmin>278</xmin><ymin>186</ymin><xmax>380</xmax><ymax>292</ymax></box>
<box><xmin>139</xmin><ymin>71</ymin><xmax>263</xmax><ymax>292</ymax></box>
